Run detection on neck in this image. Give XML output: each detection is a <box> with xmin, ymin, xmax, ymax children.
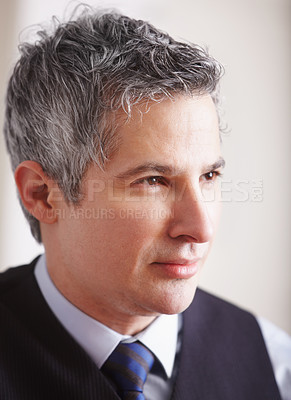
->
<box><xmin>45</xmin><ymin>256</ymin><xmax>158</xmax><ymax>336</ymax></box>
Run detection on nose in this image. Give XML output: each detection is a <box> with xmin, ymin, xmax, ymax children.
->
<box><xmin>168</xmin><ymin>183</ymin><xmax>214</xmax><ymax>243</ymax></box>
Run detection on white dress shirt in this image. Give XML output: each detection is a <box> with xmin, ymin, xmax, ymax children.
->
<box><xmin>35</xmin><ymin>254</ymin><xmax>291</xmax><ymax>400</ymax></box>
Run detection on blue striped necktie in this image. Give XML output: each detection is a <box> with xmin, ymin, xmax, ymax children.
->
<box><xmin>102</xmin><ymin>341</ymin><xmax>154</xmax><ymax>400</ymax></box>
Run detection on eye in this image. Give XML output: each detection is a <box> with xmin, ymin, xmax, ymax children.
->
<box><xmin>202</xmin><ymin>170</ymin><xmax>222</xmax><ymax>182</ymax></box>
<box><xmin>133</xmin><ymin>176</ymin><xmax>168</xmax><ymax>187</ymax></box>
<box><xmin>146</xmin><ymin>176</ymin><xmax>166</xmax><ymax>186</ymax></box>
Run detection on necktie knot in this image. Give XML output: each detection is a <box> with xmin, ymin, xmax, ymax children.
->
<box><xmin>102</xmin><ymin>341</ymin><xmax>154</xmax><ymax>400</ymax></box>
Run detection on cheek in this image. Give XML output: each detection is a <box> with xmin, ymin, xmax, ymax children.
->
<box><xmin>113</xmin><ymin>211</ymin><xmax>162</xmax><ymax>245</ymax></box>
<box><xmin>83</xmin><ymin>211</ymin><xmax>160</xmax><ymax>257</ymax></box>
<box><xmin>61</xmin><ymin>195</ymin><xmax>169</xmax><ymax>270</ymax></box>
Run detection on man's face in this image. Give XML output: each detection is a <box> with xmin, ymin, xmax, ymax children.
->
<box><xmin>49</xmin><ymin>94</ymin><xmax>223</xmax><ymax>331</ymax></box>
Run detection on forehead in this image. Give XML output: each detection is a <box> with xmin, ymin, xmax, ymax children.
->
<box><xmin>110</xmin><ymin>95</ymin><xmax>221</xmax><ymax>171</ymax></box>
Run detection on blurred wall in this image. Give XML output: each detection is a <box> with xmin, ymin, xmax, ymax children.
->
<box><xmin>0</xmin><ymin>0</ymin><xmax>290</xmax><ymax>334</ymax></box>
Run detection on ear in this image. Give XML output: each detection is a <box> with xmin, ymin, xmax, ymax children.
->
<box><xmin>14</xmin><ymin>161</ymin><xmax>63</xmax><ymax>224</ymax></box>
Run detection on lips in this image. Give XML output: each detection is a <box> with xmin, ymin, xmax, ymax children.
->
<box><xmin>151</xmin><ymin>258</ymin><xmax>200</xmax><ymax>279</ymax></box>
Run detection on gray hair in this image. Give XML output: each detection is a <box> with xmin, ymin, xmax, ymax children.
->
<box><xmin>4</xmin><ymin>6</ymin><xmax>224</xmax><ymax>242</ymax></box>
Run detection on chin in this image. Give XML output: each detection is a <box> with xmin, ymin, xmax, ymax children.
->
<box><xmin>147</xmin><ymin>282</ymin><xmax>198</xmax><ymax>316</ymax></box>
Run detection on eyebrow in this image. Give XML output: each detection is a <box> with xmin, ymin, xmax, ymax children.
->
<box><xmin>206</xmin><ymin>157</ymin><xmax>226</xmax><ymax>172</ymax></box>
<box><xmin>114</xmin><ymin>157</ymin><xmax>225</xmax><ymax>180</ymax></box>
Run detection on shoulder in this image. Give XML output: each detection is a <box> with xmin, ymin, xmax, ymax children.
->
<box><xmin>258</xmin><ymin>317</ymin><xmax>291</xmax><ymax>399</ymax></box>
<box><xmin>184</xmin><ymin>288</ymin><xmax>263</xmax><ymax>341</ymax></box>
<box><xmin>192</xmin><ymin>287</ymin><xmax>257</xmax><ymax>322</ymax></box>
<box><xmin>177</xmin><ymin>292</ymin><xmax>283</xmax><ymax>399</ymax></box>
<box><xmin>0</xmin><ymin>257</ymin><xmax>39</xmax><ymax>301</ymax></box>
<box><xmin>183</xmin><ymin>288</ymin><xmax>279</xmax><ymax>375</ymax></box>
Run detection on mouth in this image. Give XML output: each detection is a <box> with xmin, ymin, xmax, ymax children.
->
<box><xmin>151</xmin><ymin>258</ymin><xmax>201</xmax><ymax>279</ymax></box>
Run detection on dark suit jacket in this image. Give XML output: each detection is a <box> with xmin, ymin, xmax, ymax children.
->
<box><xmin>0</xmin><ymin>258</ymin><xmax>281</xmax><ymax>399</ymax></box>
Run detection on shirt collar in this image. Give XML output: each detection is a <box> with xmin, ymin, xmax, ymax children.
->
<box><xmin>34</xmin><ymin>254</ymin><xmax>178</xmax><ymax>377</ymax></box>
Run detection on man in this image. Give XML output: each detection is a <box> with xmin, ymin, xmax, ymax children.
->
<box><xmin>1</xmin><ymin>7</ymin><xmax>290</xmax><ymax>400</ymax></box>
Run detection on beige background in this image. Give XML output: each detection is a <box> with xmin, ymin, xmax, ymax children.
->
<box><xmin>0</xmin><ymin>0</ymin><xmax>290</xmax><ymax>334</ymax></box>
